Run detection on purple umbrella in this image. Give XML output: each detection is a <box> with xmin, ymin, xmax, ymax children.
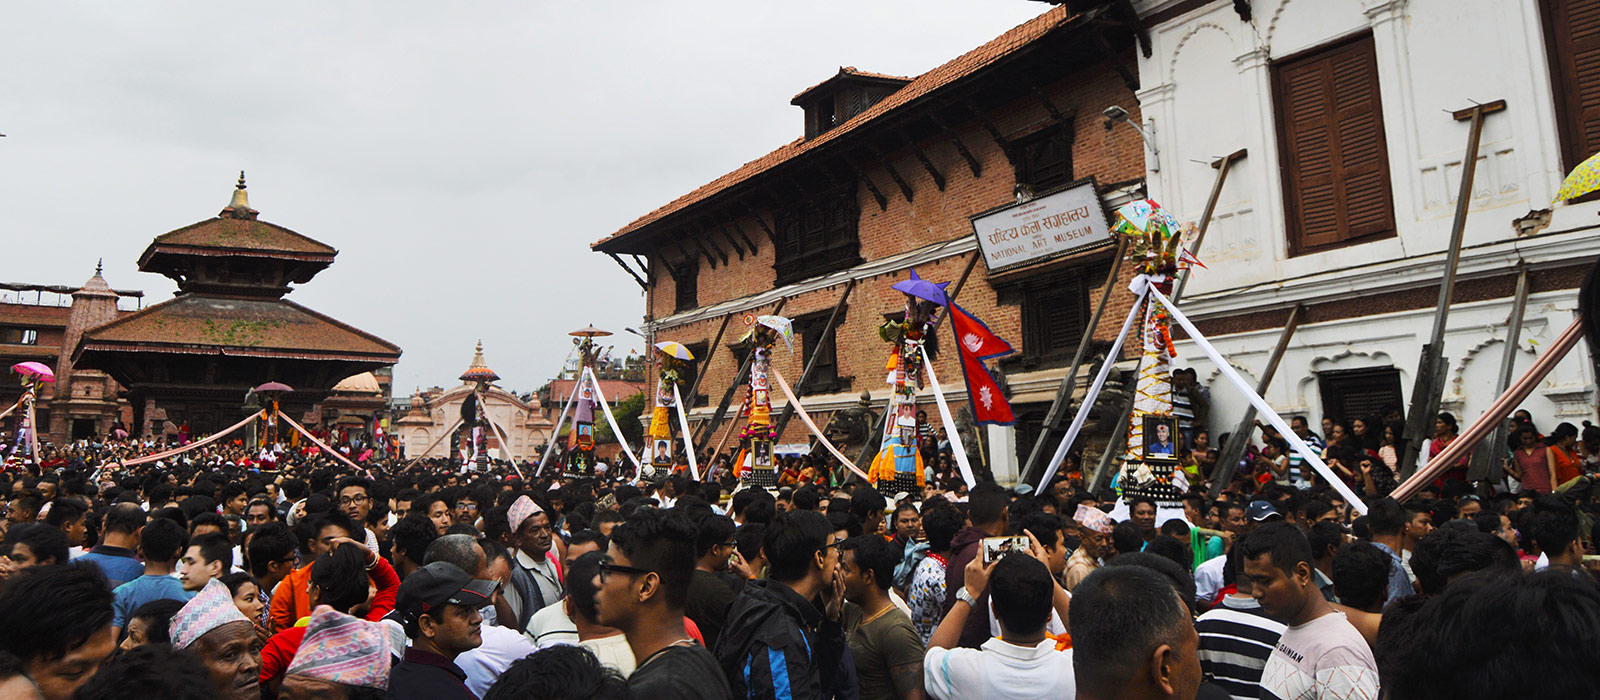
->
<box><xmin>11</xmin><ymin>361</ymin><xmax>55</xmax><ymax>383</ymax></box>
<box><xmin>254</xmin><ymin>381</ymin><xmax>293</xmax><ymax>393</ymax></box>
<box><xmin>891</xmin><ymin>269</ymin><xmax>950</xmax><ymax>307</ymax></box>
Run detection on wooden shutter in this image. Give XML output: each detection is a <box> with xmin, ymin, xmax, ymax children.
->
<box><xmin>1542</xmin><ymin>0</ymin><xmax>1600</xmax><ymax>171</ymax></box>
<box><xmin>1274</xmin><ymin>34</ymin><xmax>1395</xmax><ymax>253</ymax></box>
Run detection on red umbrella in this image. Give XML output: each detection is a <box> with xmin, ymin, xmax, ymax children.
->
<box><xmin>11</xmin><ymin>362</ymin><xmax>54</xmax><ymax>383</ymax></box>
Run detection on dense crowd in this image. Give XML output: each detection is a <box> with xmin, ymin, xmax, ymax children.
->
<box><xmin>1</xmin><ymin>409</ymin><xmax>1599</xmax><ymax>700</ymax></box>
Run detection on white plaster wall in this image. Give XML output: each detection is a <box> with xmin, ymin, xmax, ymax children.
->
<box><xmin>1134</xmin><ymin>0</ymin><xmax>1600</xmax><ymax>302</ymax></box>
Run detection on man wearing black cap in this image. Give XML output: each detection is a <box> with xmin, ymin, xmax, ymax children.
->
<box><xmin>389</xmin><ymin>561</ymin><xmax>498</xmax><ymax>700</ymax></box>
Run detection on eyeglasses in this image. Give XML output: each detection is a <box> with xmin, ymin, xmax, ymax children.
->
<box><xmin>598</xmin><ymin>561</ymin><xmax>652</xmax><ymax>582</ymax></box>
<box><xmin>338</xmin><ymin>495</ymin><xmax>369</xmax><ymax>506</ymax></box>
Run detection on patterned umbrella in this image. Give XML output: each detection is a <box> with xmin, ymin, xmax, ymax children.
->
<box><xmin>1555</xmin><ymin>150</ymin><xmax>1600</xmax><ymax>202</ymax></box>
<box><xmin>654</xmin><ymin>341</ymin><xmax>695</xmax><ymax>361</ymax></box>
<box><xmin>11</xmin><ymin>362</ymin><xmax>54</xmax><ymax>383</ymax></box>
<box><xmin>756</xmin><ymin>315</ymin><xmax>794</xmax><ymax>353</ymax></box>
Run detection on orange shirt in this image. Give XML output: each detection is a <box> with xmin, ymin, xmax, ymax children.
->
<box><xmin>268</xmin><ymin>564</ymin><xmax>313</xmax><ymax>633</ymax></box>
<box><xmin>1552</xmin><ymin>445</ymin><xmax>1582</xmax><ymax>486</ymax></box>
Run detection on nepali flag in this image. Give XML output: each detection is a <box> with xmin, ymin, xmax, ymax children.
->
<box><xmin>946</xmin><ymin>302</ymin><xmax>1017</xmax><ymax>425</ymax></box>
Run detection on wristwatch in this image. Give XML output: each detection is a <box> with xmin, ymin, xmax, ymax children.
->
<box><xmin>955</xmin><ymin>586</ymin><xmax>978</xmax><ymax>608</ymax></box>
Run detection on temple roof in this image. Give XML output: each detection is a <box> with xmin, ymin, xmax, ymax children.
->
<box><xmin>332</xmin><ymin>371</ymin><xmax>382</xmax><ymax>394</ymax></box>
<box><xmin>459</xmin><ymin>340</ymin><xmax>500</xmax><ymax>383</ymax></box>
<box><xmin>75</xmin><ymin>294</ymin><xmax>401</xmax><ymax>362</ymax></box>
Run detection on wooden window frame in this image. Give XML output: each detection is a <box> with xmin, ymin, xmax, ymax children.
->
<box><xmin>1010</xmin><ymin>122</ymin><xmax>1076</xmax><ymax>194</ymax></box>
<box><xmin>772</xmin><ymin>187</ymin><xmax>863</xmax><ymax>286</ymax></box>
<box><xmin>671</xmin><ymin>261</ymin><xmax>698</xmax><ymax>312</ymax></box>
<box><xmin>793</xmin><ymin>309</ymin><xmax>852</xmax><ymax>394</ymax></box>
<box><xmin>1538</xmin><ymin>0</ymin><xmax>1600</xmax><ymax>189</ymax></box>
<box><xmin>1272</xmin><ymin>32</ymin><xmax>1398</xmax><ymax>257</ymax></box>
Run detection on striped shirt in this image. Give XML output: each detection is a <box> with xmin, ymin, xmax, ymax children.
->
<box><xmin>1195</xmin><ymin>596</ymin><xmax>1287</xmax><ymax>700</ymax></box>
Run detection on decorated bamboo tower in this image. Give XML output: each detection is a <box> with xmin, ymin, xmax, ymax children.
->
<box><xmin>1114</xmin><ymin>200</ymin><xmax>1191</xmax><ymax>504</ymax></box>
<box><xmin>869</xmin><ymin>272</ymin><xmax>944</xmax><ymax>496</ymax></box>
<box><xmin>648</xmin><ymin>341</ymin><xmax>696</xmax><ymax>472</ymax></box>
<box><xmin>735</xmin><ymin>315</ymin><xmax>791</xmax><ymax>489</ymax></box>
<box><xmin>567</xmin><ymin>325</ymin><xmax>612</xmax><ymax>477</ymax></box>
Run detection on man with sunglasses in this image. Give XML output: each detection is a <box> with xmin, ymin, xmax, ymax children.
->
<box><xmin>594</xmin><ymin>507</ymin><xmax>730</xmax><ymax>699</ymax></box>
<box><xmin>715</xmin><ymin>509</ymin><xmax>852</xmax><ymax>700</ymax></box>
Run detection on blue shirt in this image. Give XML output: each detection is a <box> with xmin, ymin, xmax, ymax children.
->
<box><xmin>1369</xmin><ymin>542</ymin><xmax>1415</xmax><ymax>602</ymax></box>
<box><xmin>112</xmin><ymin>574</ymin><xmax>194</xmax><ymax>628</ymax></box>
<box><xmin>77</xmin><ymin>545</ymin><xmax>144</xmax><ymax>588</ymax></box>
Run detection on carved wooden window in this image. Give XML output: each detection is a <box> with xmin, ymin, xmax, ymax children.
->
<box><xmin>772</xmin><ymin>188</ymin><xmax>863</xmax><ymax>286</ymax></box>
<box><xmin>671</xmin><ymin>261</ymin><xmax>698</xmax><ymax>312</ymax></box>
<box><xmin>794</xmin><ymin>310</ymin><xmax>850</xmax><ymax>394</ymax></box>
<box><xmin>1273</xmin><ymin>33</ymin><xmax>1396</xmax><ymax>255</ymax></box>
<box><xmin>1540</xmin><ymin>0</ymin><xmax>1600</xmax><ymax>177</ymax></box>
<box><xmin>1012</xmin><ymin>126</ymin><xmax>1075</xmax><ymax>193</ymax></box>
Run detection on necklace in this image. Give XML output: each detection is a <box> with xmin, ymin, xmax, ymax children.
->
<box><xmin>861</xmin><ymin>602</ymin><xmax>896</xmax><ymax>626</ymax></box>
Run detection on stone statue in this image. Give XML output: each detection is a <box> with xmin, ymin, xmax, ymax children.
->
<box><xmin>822</xmin><ymin>390</ymin><xmax>880</xmax><ymax>460</ymax></box>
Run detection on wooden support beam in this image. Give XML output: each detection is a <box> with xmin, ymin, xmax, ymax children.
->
<box><xmin>606</xmin><ymin>252</ymin><xmax>648</xmax><ymax>290</ymax></box>
<box><xmin>730</xmin><ymin>213</ymin><xmax>762</xmax><ymax>253</ymax></box>
<box><xmin>866</xmin><ymin>144</ymin><xmax>914</xmax><ymax>203</ymax></box>
<box><xmin>903</xmin><ymin>132</ymin><xmax>946</xmax><ymax>191</ymax></box>
<box><xmin>683</xmin><ymin>312</ymin><xmax>734</xmax><ymax>409</ymax></box>
<box><xmin>716</xmin><ymin>219</ymin><xmax>746</xmax><ymax>260</ymax></box>
<box><xmin>930</xmin><ymin>113</ymin><xmax>982</xmax><ymax>178</ymax></box>
<box><xmin>1172</xmin><ymin>148</ymin><xmax>1247</xmax><ymax>300</ymax></box>
<box><xmin>773</xmin><ymin>280</ymin><xmax>857</xmax><ymax>437</ymax></box>
<box><xmin>744</xmin><ymin>206</ymin><xmax>775</xmax><ymax>246</ymax></box>
<box><xmin>629</xmin><ymin>254</ymin><xmax>647</xmax><ymax>271</ymax></box>
<box><xmin>1028</xmin><ymin>84</ymin><xmax>1076</xmax><ymax>127</ymax></box>
<box><xmin>1399</xmin><ymin>100</ymin><xmax>1503</xmax><ymax>477</ymax></box>
<box><xmin>852</xmin><ymin>166</ymin><xmax>890</xmax><ymax>211</ymax></box>
<box><xmin>673</xmin><ymin>240</ymin><xmax>696</xmax><ymax>267</ymax></box>
<box><xmin>964</xmin><ymin>99</ymin><xmax>1014</xmax><ymax>165</ymax></box>
<box><xmin>1209</xmin><ymin>303</ymin><xmax>1305</xmax><ymax>498</ymax></box>
<box><xmin>699</xmin><ymin>226</ymin><xmax>730</xmax><ymax>265</ymax></box>
<box><xmin>692</xmin><ymin>238</ymin><xmax>719</xmax><ymax>269</ymax></box>
<box><xmin>1469</xmin><ymin>264</ymin><xmax>1529</xmax><ymax>480</ymax></box>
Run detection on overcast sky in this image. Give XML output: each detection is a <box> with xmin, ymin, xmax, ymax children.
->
<box><xmin>1</xmin><ymin>1</ymin><xmax>1046</xmax><ymax>397</ymax></box>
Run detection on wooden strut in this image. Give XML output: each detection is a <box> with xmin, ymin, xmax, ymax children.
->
<box><xmin>717</xmin><ymin>219</ymin><xmax>746</xmax><ymax>259</ymax></box>
<box><xmin>694</xmin><ymin>296</ymin><xmax>789</xmax><ymax>452</ymax></box>
<box><xmin>965</xmin><ymin>98</ymin><xmax>1011</xmax><ymax>161</ymax></box>
<box><xmin>702</xmin><ymin>226</ymin><xmax>730</xmax><ymax>265</ymax></box>
<box><xmin>866</xmin><ymin>143</ymin><xmax>915</xmax><ymax>203</ymax></box>
<box><xmin>1468</xmin><ymin>264</ymin><xmax>1530</xmax><ymax>482</ymax></box>
<box><xmin>606</xmin><ymin>252</ymin><xmax>648</xmax><ymax>291</ymax></box>
<box><xmin>853</xmin><ymin>166</ymin><xmax>890</xmax><ymax>211</ymax></box>
<box><xmin>929</xmin><ymin>113</ymin><xmax>982</xmax><ymax>178</ymax></box>
<box><xmin>744</xmin><ymin>206</ymin><xmax>775</xmax><ymax>247</ymax></box>
<box><xmin>1398</xmin><ymin>99</ymin><xmax>1506</xmax><ymax>478</ymax></box>
<box><xmin>853</xmin><ymin>251</ymin><xmax>983</xmax><ymax>470</ymax></box>
<box><xmin>1018</xmin><ymin>237</ymin><xmax>1130</xmax><ymax>486</ymax></box>
<box><xmin>727</xmin><ymin>213</ymin><xmax>761</xmax><ymax>254</ymax></box>
<box><xmin>903</xmin><ymin>131</ymin><xmax>946</xmax><ymax>191</ymax></box>
<box><xmin>1208</xmin><ymin>303</ymin><xmax>1306</xmax><ymax>498</ymax></box>
<box><xmin>772</xmin><ymin>279</ymin><xmax>858</xmax><ymax>439</ymax></box>
<box><xmin>693</xmin><ymin>237</ymin><xmax>719</xmax><ymax>269</ymax></box>
<box><xmin>1088</xmin><ymin>148</ymin><xmax>1244</xmax><ymax>493</ymax></box>
<box><xmin>682</xmin><ymin>311</ymin><xmax>735</xmax><ymax>412</ymax></box>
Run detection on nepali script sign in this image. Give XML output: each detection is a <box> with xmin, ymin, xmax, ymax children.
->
<box><xmin>970</xmin><ymin>180</ymin><xmax>1112</xmax><ymax>273</ymax></box>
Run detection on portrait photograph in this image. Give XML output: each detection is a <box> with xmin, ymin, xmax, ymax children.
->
<box><xmin>1142</xmin><ymin>414</ymin><xmax>1178</xmax><ymax>461</ymax></box>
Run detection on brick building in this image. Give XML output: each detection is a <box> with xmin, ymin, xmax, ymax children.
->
<box><xmin>593</xmin><ymin>6</ymin><xmax>1150</xmax><ymax>483</ymax></box>
<box><xmin>0</xmin><ymin>274</ymin><xmax>144</xmax><ymax>443</ymax></box>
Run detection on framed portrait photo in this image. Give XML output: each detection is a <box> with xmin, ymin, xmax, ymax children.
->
<box><xmin>1142</xmin><ymin>414</ymin><xmax>1179</xmax><ymax>461</ymax></box>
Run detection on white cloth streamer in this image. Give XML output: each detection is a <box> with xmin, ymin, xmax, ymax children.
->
<box><xmin>921</xmin><ymin>347</ymin><xmax>977</xmax><ymax>488</ymax></box>
<box><xmin>1149</xmin><ymin>287</ymin><xmax>1367</xmax><ymax>514</ymax></box>
<box><xmin>1035</xmin><ymin>286</ymin><xmax>1148</xmax><ymax>492</ymax></box>
<box><xmin>584</xmin><ymin>367</ymin><xmax>642</xmax><ymax>471</ymax></box>
<box><xmin>671</xmin><ymin>383</ymin><xmax>700</xmax><ymax>480</ymax></box>
<box><xmin>534</xmin><ymin>378</ymin><xmax>582</xmax><ymax>477</ymax></box>
<box><xmin>768</xmin><ymin>366</ymin><xmax>873</xmax><ymax>482</ymax></box>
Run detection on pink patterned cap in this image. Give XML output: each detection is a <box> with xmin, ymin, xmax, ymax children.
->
<box><xmin>171</xmin><ymin>579</ymin><xmax>251</xmax><ymax>649</ymax></box>
<box><xmin>1074</xmin><ymin>504</ymin><xmax>1116</xmax><ymax>535</ymax></box>
<box><xmin>285</xmin><ymin>606</ymin><xmax>390</xmax><ymax>690</ymax></box>
<box><xmin>508</xmin><ymin>494</ymin><xmax>543</xmax><ymax>533</ymax></box>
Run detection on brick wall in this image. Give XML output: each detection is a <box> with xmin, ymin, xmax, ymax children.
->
<box><xmin>637</xmin><ymin>58</ymin><xmax>1147</xmax><ymax>443</ymax></box>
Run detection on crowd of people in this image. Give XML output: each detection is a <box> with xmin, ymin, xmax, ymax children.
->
<box><xmin>0</xmin><ymin>405</ymin><xmax>1598</xmax><ymax>700</ymax></box>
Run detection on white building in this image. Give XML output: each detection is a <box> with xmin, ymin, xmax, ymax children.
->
<box><xmin>395</xmin><ymin>343</ymin><xmax>556</xmax><ymax>461</ymax></box>
<box><xmin>1130</xmin><ymin>0</ymin><xmax>1599</xmax><ymax>439</ymax></box>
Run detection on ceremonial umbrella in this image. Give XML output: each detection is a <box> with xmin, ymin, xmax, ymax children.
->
<box><xmin>570</xmin><ymin>325</ymin><xmax>613</xmax><ymax>338</ymax></box>
<box><xmin>755</xmin><ymin>315</ymin><xmax>794</xmax><ymax>352</ymax></box>
<box><xmin>254</xmin><ymin>381</ymin><xmax>293</xmax><ymax>393</ymax></box>
<box><xmin>654</xmin><ymin>341</ymin><xmax>695</xmax><ymax>361</ymax></box>
<box><xmin>891</xmin><ymin>269</ymin><xmax>951</xmax><ymax>307</ymax></box>
<box><xmin>1555</xmin><ymin>151</ymin><xmax>1600</xmax><ymax>202</ymax></box>
<box><xmin>11</xmin><ymin>362</ymin><xmax>54</xmax><ymax>383</ymax></box>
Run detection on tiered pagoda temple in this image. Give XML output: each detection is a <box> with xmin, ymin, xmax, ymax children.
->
<box><xmin>73</xmin><ymin>175</ymin><xmax>402</xmax><ymax>436</ymax></box>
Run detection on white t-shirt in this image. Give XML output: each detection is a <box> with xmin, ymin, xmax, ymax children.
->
<box><xmin>1258</xmin><ymin>611</ymin><xmax>1378</xmax><ymax>700</ymax></box>
<box><xmin>1195</xmin><ymin>554</ymin><xmax>1228</xmax><ymax>604</ymax></box>
<box><xmin>579</xmin><ymin>632</ymin><xmax>637</xmax><ymax>677</ymax></box>
<box><xmin>527</xmin><ymin>600</ymin><xmax>579</xmax><ymax>647</ymax></box>
<box><xmin>924</xmin><ymin>639</ymin><xmax>1075</xmax><ymax>700</ymax></box>
<box><xmin>458</xmin><ymin>624</ymin><xmax>538</xmax><ymax>697</ymax></box>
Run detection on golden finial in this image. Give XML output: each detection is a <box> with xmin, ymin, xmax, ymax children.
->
<box><xmin>227</xmin><ymin>171</ymin><xmax>250</xmax><ymax>210</ymax></box>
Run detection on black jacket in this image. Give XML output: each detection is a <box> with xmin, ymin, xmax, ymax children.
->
<box><xmin>712</xmin><ymin>579</ymin><xmax>856</xmax><ymax>700</ymax></box>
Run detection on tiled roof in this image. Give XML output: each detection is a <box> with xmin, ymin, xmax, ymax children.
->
<box><xmin>791</xmin><ymin>66</ymin><xmax>913</xmax><ymax>103</ymax></box>
<box><xmin>547</xmin><ymin>378</ymin><xmax>646</xmax><ymax>403</ymax></box>
<box><xmin>148</xmin><ymin>216</ymin><xmax>338</xmax><ymax>257</ymax></box>
<box><xmin>77</xmin><ymin>295</ymin><xmax>400</xmax><ymax>360</ymax></box>
<box><xmin>593</xmin><ymin>5</ymin><xmax>1074</xmax><ymax>250</ymax></box>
